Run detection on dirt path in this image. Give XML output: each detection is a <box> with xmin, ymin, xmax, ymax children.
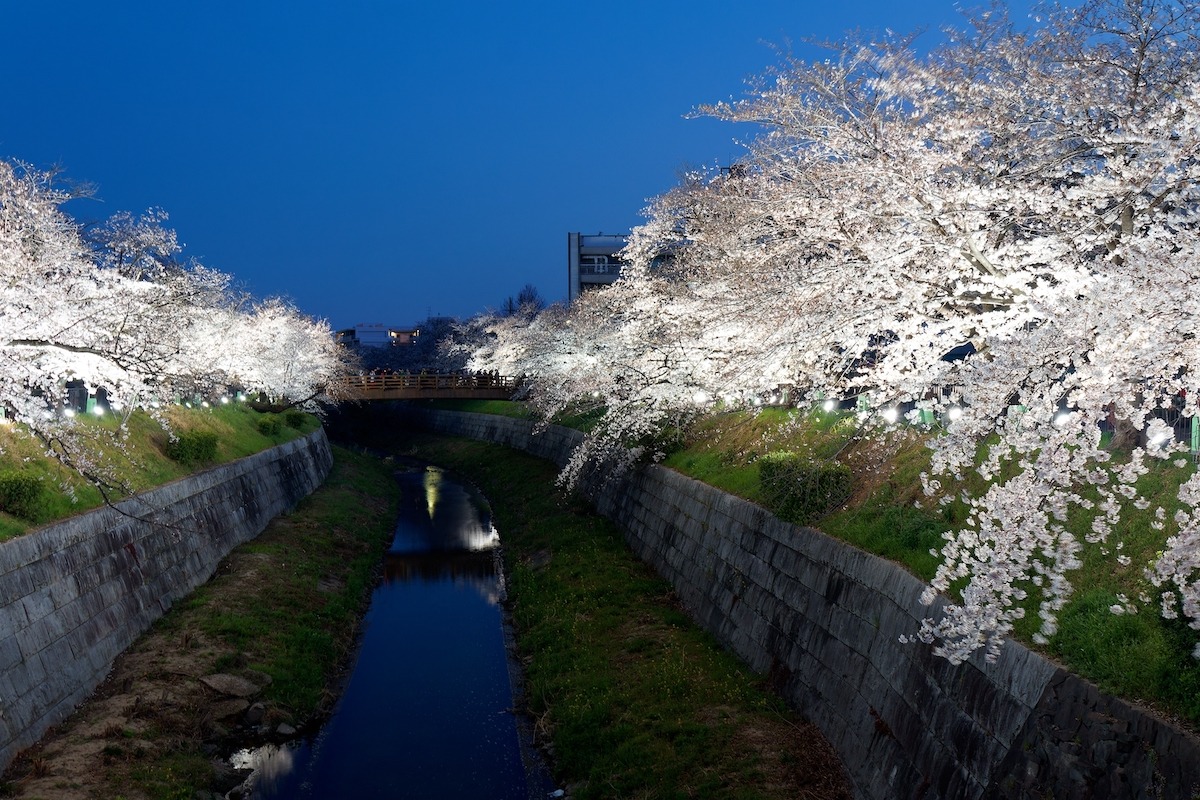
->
<box><xmin>4</xmin><ymin>550</ymin><xmax>323</xmax><ymax>799</ymax></box>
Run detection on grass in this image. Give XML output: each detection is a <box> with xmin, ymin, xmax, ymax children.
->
<box><xmin>1040</xmin><ymin>458</ymin><xmax>1200</xmax><ymax>720</ymax></box>
<box><xmin>1054</xmin><ymin>589</ymin><xmax>1200</xmax><ymax>720</ymax></box>
<box><xmin>1</xmin><ymin>445</ymin><xmax>401</xmax><ymax>799</ymax></box>
<box><xmin>0</xmin><ymin>403</ymin><xmax>318</xmax><ymax>540</ymax></box>
<box><xmin>388</xmin><ymin>430</ymin><xmax>850</xmax><ymax>800</ymax></box>
<box><xmin>661</xmin><ymin>407</ymin><xmax>870</xmax><ymax>504</ymax></box>
<box><xmin>551</xmin><ymin>404</ymin><xmax>608</xmax><ymax>432</ymax></box>
<box><xmin>419</xmin><ymin>398</ymin><xmax>533</xmax><ymax>418</ymax></box>
<box><xmin>0</xmin><ymin>406</ymin><xmax>390</xmax><ymax>799</ymax></box>
<box><xmin>127</xmin><ymin>753</ymin><xmax>212</xmax><ymax>800</ymax></box>
<box><xmin>173</xmin><ymin>446</ymin><xmax>399</xmax><ymax>713</ymax></box>
<box><xmin>660</xmin><ymin>406</ymin><xmax>1200</xmax><ymax>727</ymax></box>
<box><xmin>413</xmin><ymin>400</ymin><xmax>1200</xmax><ymax>725</ymax></box>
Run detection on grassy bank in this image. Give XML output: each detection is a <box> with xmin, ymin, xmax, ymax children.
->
<box><xmin>421</xmin><ymin>400</ymin><xmax>1200</xmax><ymax>727</ymax></box>
<box><xmin>407</xmin><ymin>398</ymin><xmax>533</xmax><ymax>418</ymax></box>
<box><xmin>0</xmin><ymin>404</ymin><xmax>319</xmax><ymax>540</ymax></box>
<box><xmin>2</xmin><ymin>445</ymin><xmax>399</xmax><ymax>799</ymax></box>
<box><xmin>171</xmin><ymin>445</ymin><xmax>399</xmax><ymax>714</ymax></box>
<box><xmin>389</xmin><ymin>429</ymin><xmax>850</xmax><ymax>800</ymax></box>
<box><xmin>661</xmin><ymin>407</ymin><xmax>1200</xmax><ymax>727</ymax></box>
<box><xmin>4</xmin><ymin>403</ymin><xmax>846</xmax><ymax>798</ymax></box>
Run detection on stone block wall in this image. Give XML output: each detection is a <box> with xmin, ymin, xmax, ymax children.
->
<box><xmin>408</xmin><ymin>408</ymin><xmax>1200</xmax><ymax>800</ymax></box>
<box><xmin>0</xmin><ymin>429</ymin><xmax>333</xmax><ymax>770</ymax></box>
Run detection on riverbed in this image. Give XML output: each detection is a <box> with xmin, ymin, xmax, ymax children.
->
<box><xmin>232</xmin><ymin>462</ymin><xmax>554</xmax><ymax>799</ymax></box>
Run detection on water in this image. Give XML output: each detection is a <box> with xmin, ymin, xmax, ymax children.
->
<box><xmin>232</xmin><ymin>463</ymin><xmax>548</xmax><ymax>799</ymax></box>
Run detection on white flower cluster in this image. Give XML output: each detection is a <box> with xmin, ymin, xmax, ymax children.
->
<box><xmin>1150</xmin><ymin>473</ymin><xmax>1200</xmax><ymax>641</ymax></box>
<box><xmin>0</xmin><ymin>160</ymin><xmax>351</xmax><ymax>479</ymax></box>
<box><xmin>461</xmin><ymin>1</ymin><xmax>1200</xmax><ymax>661</ymax></box>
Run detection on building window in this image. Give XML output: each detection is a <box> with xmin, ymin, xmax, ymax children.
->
<box><xmin>582</xmin><ymin>255</ymin><xmax>611</xmax><ymax>275</ymax></box>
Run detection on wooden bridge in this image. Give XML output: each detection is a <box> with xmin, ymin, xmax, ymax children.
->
<box><xmin>335</xmin><ymin>373</ymin><xmax>520</xmax><ymax>401</ymax></box>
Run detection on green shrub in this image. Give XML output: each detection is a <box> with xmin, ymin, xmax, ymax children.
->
<box><xmin>0</xmin><ymin>471</ymin><xmax>45</xmax><ymax>520</ymax></box>
<box><xmin>165</xmin><ymin>430</ymin><xmax>219</xmax><ymax>464</ymax></box>
<box><xmin>759</xmin><ymin>451</ymin><xmax>853</xmax><ymax>524</ymax></box>
<box><xmin>283</xmin><ymin>410</ymin><xmax>307</xmax><ymax>430</ymax></box>
<box><xmin>257</xmin><ymin>416</ymin><xmax>283</xmax><ymax>436</ymax></box>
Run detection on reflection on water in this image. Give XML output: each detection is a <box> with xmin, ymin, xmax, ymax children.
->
<box><xmin>233</xmin><ymin>464</ymin><xmax>534</xmax><ymax>799</ymax></box>
<box><xmin>391</xmin><ymin>465</ymin><xmax>501</xmax><ymax>555</ymax></box>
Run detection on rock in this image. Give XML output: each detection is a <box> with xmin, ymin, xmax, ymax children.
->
<box><xmin>244</xmin><ymin>702</ymin><xmax>266</xmax><ymax>726</ymax></box>
<box><xmin>200</xmin><ymin>673</ymin><xmax>261</xmax><ymax>698</ymax></box>
<box><xmin>210</xmin><ymin>759</ymin><xmax>251</xmax><ymax>793</ymax></box>
<box><xmin>210</xmin><ymin>698</ymin><xmax>250</xmax><ymax>720</ymax></box>
<box><xmin>243</xmin><ymin>669</ymin><xmax>273</xmax><ymax>688</ymax></box>
<box><xmin>317</xmin><ymin>576</ymin><xmax>344</xmax><ymax>593</ymax></box>
<box><xmin>276</xmin><ymin>723</ymin><xmax>297</xmax><ymax>737</ymax></box>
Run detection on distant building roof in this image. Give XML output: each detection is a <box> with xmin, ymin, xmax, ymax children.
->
<box><xmin>335</xmin><ymin>323</ymin><xmax>421</xmax><ymax>347</ymax></box>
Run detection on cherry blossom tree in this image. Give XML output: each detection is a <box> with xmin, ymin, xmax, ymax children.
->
<box><xmin>84</xmin><ymin>207</ymin><xmax>182</xmax><ymax>281</ymax></box>
<box><xmin>469</xmin><ymin>0</ymin><xmax>1200</xmax><ymax>662</ymax></box>
<box><xmin>0</xmin><ymin>159</ymin><xmax>351</xmax><ymax>485</ymax></box>
<box><xmin>216</xmin><ymin>297</ymin><xmax>353</xmax><ymax>404</ymax></box>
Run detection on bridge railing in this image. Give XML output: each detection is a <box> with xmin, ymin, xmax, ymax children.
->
<box><xmin>333</xmin><ymin>372</ymin><xmax>520</xmax><ymax>399</ymax></box>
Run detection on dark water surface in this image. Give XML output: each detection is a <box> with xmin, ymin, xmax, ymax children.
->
<box><xmin>233</xmin><ymin>463</ymin><xmax>548</xmax><ymax>799</ymax></box>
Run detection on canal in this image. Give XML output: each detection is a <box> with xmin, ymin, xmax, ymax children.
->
<box><xmin>232</xmin><ymin>462</ymin><xmax>553</xmax><ymax>798</ymax></box>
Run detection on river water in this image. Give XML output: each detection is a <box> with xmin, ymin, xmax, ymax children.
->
<box><xmin>231</xmin><ymin>462</ymin><xmax>552</xmax><ymax>799</ymax></box>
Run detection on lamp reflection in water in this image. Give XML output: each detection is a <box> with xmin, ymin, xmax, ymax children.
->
<box><xmin>230</xmin><ymin>464</ymin><xmax>542</xmax><ymax>800</ymax></box>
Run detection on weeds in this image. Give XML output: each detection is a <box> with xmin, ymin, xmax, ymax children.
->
<box><xmin>396</xmin><ymin>431</ymin><xmax>851</xmax><ymax>800</ymax></box>
<box><xmin>662</xmin><ymin>407</ymin><xmax>1200</xmax><ymax>727</ymax></box>
<box><xmin>3</xmin><ymin>444</ymin><xmax>399</xmax><ymax>799</ymax></box>
<box><xmin>0</xmin><ymin>404</ymin><xmax>318</xmax><ymax>537</ymax></box>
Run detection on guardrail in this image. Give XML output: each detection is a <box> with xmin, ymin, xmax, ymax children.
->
<box><xmin>335</xmin><ymin>373</ymin><xmax>519</xmax><ymax>401</ymax></box>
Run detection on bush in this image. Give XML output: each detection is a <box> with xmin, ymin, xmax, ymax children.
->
<box><xmin>257</xmin><ymin>416</ymin><xmax>283</xmax><ymax>436</ymax></box>
<box><xmin>0</xmin><ymin>471</ymin><xmax>45</xmax><ymax>520</ymax></box>
<box><xmin>166</xmin><ymin>430</ymin><xmax>219</xmax><ymax>464</ymax></box>
<box><xmin>759</xmin><ymin>451</ymin><xmax>853</xmax><ymax>524</ymax></box>
<box><xmin>283</xmin><ymin>410</ymin><xmax>307</xmax><ymax>430</ymax></box>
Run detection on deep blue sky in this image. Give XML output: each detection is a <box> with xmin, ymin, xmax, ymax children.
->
<box><xmin>4</xmin><ymin>1</ymin><xmax>1037</xmax><ymax>330</ymax></box>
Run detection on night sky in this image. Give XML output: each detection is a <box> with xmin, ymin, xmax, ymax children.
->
<box><xmin>4</xmin><ymin>1</ymin><xmax>1038</xmax><ymax>330</ymax></box>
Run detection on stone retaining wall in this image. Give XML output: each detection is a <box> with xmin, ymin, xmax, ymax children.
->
<box><xmin>407</xmin><ymin>408</ymin><xmax>1200</xmax><ymax>800</ymax></box>
<box><xmin>0</xmin><ymin>429</ymin><xmax>333</xmax><ymax>770</ymax></box>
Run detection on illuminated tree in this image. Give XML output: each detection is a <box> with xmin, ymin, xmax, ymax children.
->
<box><xmin>0</xmin><ymin>159</ymin><xmax>350</xmax><ymax>485</ymax></box>
<box><xmin>85</xmin><ymin>207</ymin><xmax>182</xmax><ymax>281</ymax></box>
<box><xmin>472</xmin><ymin>0</ymin><xmax>1200</xmax><ymax>662</ymax></box>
